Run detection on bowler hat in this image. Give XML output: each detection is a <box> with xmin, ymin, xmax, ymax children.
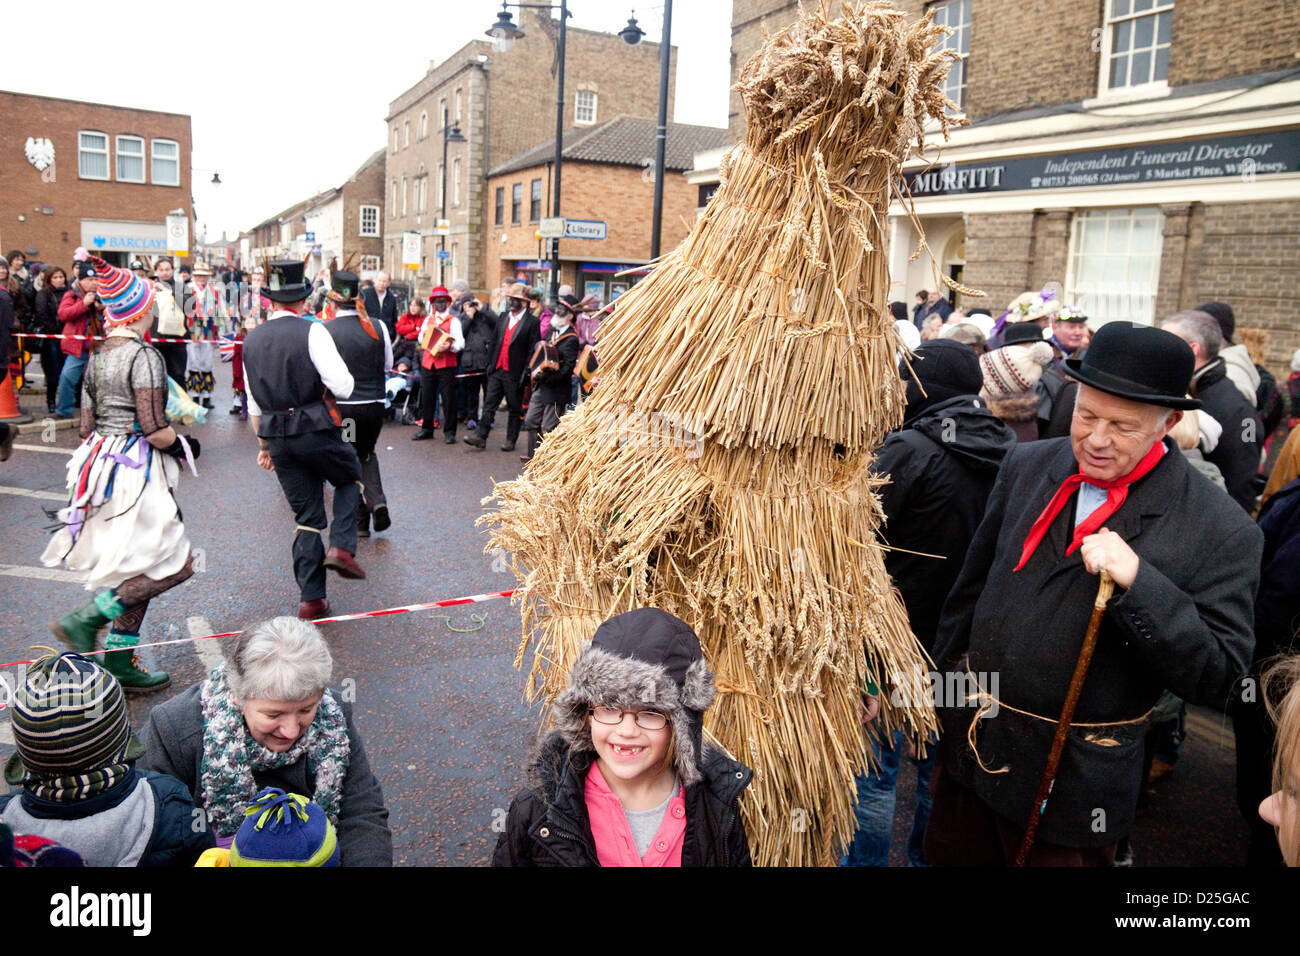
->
<box><xmin>1001</xmin><ymin>322</ymin><xmax>1046</xmax><ymax>347</ymax></box>
<box><xmin>264</xmin><ymin>259</ymin><xmax>312</xmax><ymax>303</ymax></box>
<box><xmin>1063</xmin><ymin>321</ymin><xmax>1201</xmax><ymax>410</ymax></box>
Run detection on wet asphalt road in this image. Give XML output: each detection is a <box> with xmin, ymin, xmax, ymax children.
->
<box><xmin>0</xmin><ymin>364</ymin><xmax>1260</xmax><ymax>867</ymax></box>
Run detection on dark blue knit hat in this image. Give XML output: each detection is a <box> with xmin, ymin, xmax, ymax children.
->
<box><xmin>228</xmin><ymin>788</ymin><xmax>339</xmax><ymax>867</ymax></box>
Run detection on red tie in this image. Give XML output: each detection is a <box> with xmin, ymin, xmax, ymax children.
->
<box><xmin>1013</xmin><ymin>440</ymin><xmax>1166</xmax><ymax>572</ymax></box>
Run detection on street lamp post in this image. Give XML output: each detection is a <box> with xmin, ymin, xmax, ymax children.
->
<box><xmin>440</xmin><ymin>108</ymin><xmax>466</xmax><ymax>285</ymax></box>
<box><xmin>619</xmin><ymin>5</ymin><xmax>673</xmax><ymax>261</ymax></box>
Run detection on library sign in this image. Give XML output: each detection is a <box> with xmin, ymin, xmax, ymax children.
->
<box><xmin>904</xmin><ymin>128</ymin><xmax>1300</xmax><ymax>197</ymax></box>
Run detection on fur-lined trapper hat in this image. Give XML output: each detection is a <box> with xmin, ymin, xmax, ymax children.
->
<box><xmin>554</xmin><ymin>609</ymin><xmax>716</xmax><ymax>786</ymax></box>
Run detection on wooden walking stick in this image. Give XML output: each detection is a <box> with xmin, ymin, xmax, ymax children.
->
<box><xmin>1013</xmin><ymin>569</ymin><xmax>1114</xmax><ymax>866</ymax></box>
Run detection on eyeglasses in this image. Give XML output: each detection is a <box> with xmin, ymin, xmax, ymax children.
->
<box><xmin>589</xmin><ymin>705</ymin><xmax>669</xmax><ymax>731</ymax></box>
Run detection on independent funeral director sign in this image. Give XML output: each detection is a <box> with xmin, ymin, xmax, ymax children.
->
<box><xmin>903</xmin><ymin>128</ymin><xmax>1299</xmax><ymax>197</ymax></box>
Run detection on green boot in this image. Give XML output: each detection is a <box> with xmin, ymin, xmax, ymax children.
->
<box><xmin>102</xmin><ymin>631</ymin><xmax>170</xmax><ymax>693</ymax></box>
<box><xmin>48</xmin><ymin>591</ymin><xmax>123</xmax><ymax>654</ymax></box>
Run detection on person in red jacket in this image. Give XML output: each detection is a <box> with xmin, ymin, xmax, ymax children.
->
<box><xmin>54</xmin><ymin>260</ymin><xmax>104</xmax><ymax>419</ymax></box>
<box><xmin>411</xmin><ymin>286</ymin><xmax>463</xmax><ymax>444</ymax></box>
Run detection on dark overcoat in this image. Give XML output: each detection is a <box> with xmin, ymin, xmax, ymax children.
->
<box><xmin>931</xmin><ymin>436</ymin><xmax>1262</xmax><ymax>848</ymax></box>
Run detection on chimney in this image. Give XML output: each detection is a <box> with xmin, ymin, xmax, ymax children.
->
<box><xmin>429</xmin><ymin>59</ymin><xmax>436</xmax><ymax>73</ymax></box>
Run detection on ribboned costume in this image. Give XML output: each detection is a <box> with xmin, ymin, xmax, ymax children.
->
<box><xmin>42</xmin><ymin>257</ymin><xmax>201</xmax><ymax>692</ymax></box>
<box><xmin>926</xmin><ymin>321</ymin><xmax>1263</xmax><ymax>865</ymax></box>
<box><xmin>241</xmin><ymin>259</ymin><xmax>364</xmax><ymax>609</ymax></box>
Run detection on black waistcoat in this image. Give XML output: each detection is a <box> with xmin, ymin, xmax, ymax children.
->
<box><xmin>242</xmin><ymin>315</ymin><xmax>334</xmax><ymax>438</ymax></box>
<box><xmin>325</xmin><ymin>314</ymin><xmax>385</xmax><ymax>403</ymax></box>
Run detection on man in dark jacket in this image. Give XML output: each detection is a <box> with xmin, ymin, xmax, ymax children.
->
<box><xmin>925</xmin><ymin>322</ymin><xmax>1262</xmax><ymax>866</ymax></box>
<box><xmin>455</xmin><ymin>291</ymin><xmax>497</xmax><ymax>428</ymax></box>
<box><xmin>361</xmin><ymin>271</ymin><xmax>400</xmax><ymax>339</ymax></box>
<box><xmin>1162</xmin><ymin>310</ymin><xmax>1263</xmax><ymax>512</ymax></box>
<box><xmin>464</xmin><ymin>281</ymin><xmax>539</xmax><ymax>452</ymax></box>
<box><xmin>520</xmin><ymin>293</ymin><xmax>582</xmax><ymax>462</ymax></box>
<box><xmin>846</xmin><ymin>340</ymin><xmax>1015</xmax><ymax>866</ymax></box>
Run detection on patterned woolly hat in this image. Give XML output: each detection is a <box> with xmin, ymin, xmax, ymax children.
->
<box><xmin>3</xmin><ymin>651</ymin><xmax>143</xmax><ymax>786</ymax></box>
<box><xmin>228</xmin><ymin>788</ymin><xmax>339</xmax><ymax>867</ymax></box>
<box><xmin>0</xmin><ymin>822</ymin><xmax>85</xmax><ymax>867</ymax></box>
<box><xmin>554</xmin><ymin>609</ymin><xmax>716</xmax><ymax>786</ymax></box>
<box><xmin>979</xmin><ymin>340</ymin><xmax>1054</xmax><ymax>400</ymax></box>
<box><xmin>89</xmin><ymin>255</ymin><xmax>154</xmax><ymax>326</ymax></box>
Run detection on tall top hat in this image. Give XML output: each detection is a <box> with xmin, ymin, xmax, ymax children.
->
<box><xmin>1063</xmin><ymin>321</ymin><xmax>1201</xmax><ymax>410</ymax></box>
<box><xmin>264</xmin><ymin>259</ymin><xmax>312</xmax><ymax>303</ymax></box>
<box><xmin>327</xmin><ymin>269</ymin><xmax>360</xmax><ymax>302</ymax></box>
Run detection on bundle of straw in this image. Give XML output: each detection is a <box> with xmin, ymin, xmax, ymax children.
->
<box><xmin>482</xmin><ymin>1</ymin><xmax>959</xmax><ymax>866</ymax></box>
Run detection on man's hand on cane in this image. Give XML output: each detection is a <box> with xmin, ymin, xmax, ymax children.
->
<box><xmin>1079</xmin><ymin>527</ymin><xmax>1139</xmax><ymax>589</ymax></box>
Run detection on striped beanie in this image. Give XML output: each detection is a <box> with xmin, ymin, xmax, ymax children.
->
<box><xmin>7</xmin><ymin>651</ymin><xmax>133</xmax><ymax>782</ymax></box>
<box><xmin>980</xmin><ymin>340</ymin><xmax>1054</xmax><ymax>400</ymax></box>
<box><xmin>228</xmin><ymin>788</ymin><xmax>340</xmax><ymax>867</ymax></box>
<box><xmin>89</xmin><ymin>255</ymin><xmax>154</xmax><ymax>326</ymax></box>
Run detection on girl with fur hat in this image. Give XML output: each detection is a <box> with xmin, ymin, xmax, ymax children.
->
<box><xmin>493</xmin><ymin>608</ymin><xmax>753</xmax><ymax>866</ymax></box>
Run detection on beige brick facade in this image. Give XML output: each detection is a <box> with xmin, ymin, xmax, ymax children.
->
<box><xmin>341</xmin><ymin>150</ymin><xmax>385</xmax><ymax>273</ymax></box>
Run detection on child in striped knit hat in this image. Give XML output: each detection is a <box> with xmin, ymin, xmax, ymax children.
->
<box><xmin>0</xmin><ymin>650</ymin><xmax>213</xmax><ymax>866</ymax></box>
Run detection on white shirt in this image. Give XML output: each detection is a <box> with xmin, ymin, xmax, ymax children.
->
<box><xmin>418</xmin><ymin>311</ymin><xmax>464</xmax><ymax>353</ymax></box>
<box><xmin>243</xmin><ymin>310</ymin><xmax>354</xmax><ymax>417</ymax></box>
<box><xmin>1073</xmin><ymin>442</ymin><xmax>1167</xmax><ymax>528</ymax></box>
<box><xmin>334</xmin><ymin>309</ymin><xmax>394</xmax><ymax>406</ymax></box>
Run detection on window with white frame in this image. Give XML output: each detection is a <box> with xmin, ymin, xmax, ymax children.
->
<box><xmin>437</xmin><ymin>164</ymin><xmax>444</xmax><ymax>210</ymax></box>
<box><xmin>575</xmin><ymin>90</ymin><xmax>597</xmax><ymax>125</ymax></box>
<box><xmin>455</xmin><ymin>88</ymin><xmax>463</xmax><ymax>123</ymax></box>
<box><xmin>390</xmin><ymin>179</ymin><xmax>398</xmax><ymax>217</ymax></box>
<box><xmin>453</xmin><ymin>158</ymin><xmax>462</xmax><ymax>206</ymax></box>
<box><xmin>403</xmin><ymin>121</ymin><xmax>410</xmax><ymax>147</ymax></box>
<box><xmin>929</xmin><ymin>0</ymin><xmax>970</xmax><ymax>111</ymax></box>
<box><xmin>419</xmin><ymin>177</ymin><xmax>428</xmax><ymax>214</ymax></box>
<box><xmin>439</xmin><ymin>97</ymin><xmax>447</xmax><ymax>128</ymax></box>
<box><xmin>401</xmin><ymin>176</ymin><xmax>408</xmax><ymax>216</ymax></box>
<box><xmin>419</xmin><ymin>111</ymin><xmax>428</xmax><ymax>139</ymax></box>
<box><xmin>1102</xmin><ymin>0</ymin><xmax>1173</xmax><ymax>92</ymax></box>
<box><xmin>1066</xmin><ymin>207</ymin><xmax>1165</xmax><ymax>327</ymax></box>
<box><xmin>360</xmin><ymin>255</ymin><xmax>380</xmax><ymax>272</ymax></box>
<box><xmin>391</xmin><ymin>127</ymin><xmax>398</xmax><ymax>153</ymax></box>
<box><xmin>78</xmin><ymin>131</ymin><xmax>109</xmax><ymax>180</ymax></box>
<box><xmin>151</xmin><ymin>140</ymin><xmax>179</xmax><ymax>186</ymax></box>
<box><xmin>359</xmin><ymin>205</ymin><xmax>380</xmax><ymax>237</ymax></box>
<box><xmin>115</xmin><ymin>135</ymin><xmax>145</xmax><ymax>182</ymax></box>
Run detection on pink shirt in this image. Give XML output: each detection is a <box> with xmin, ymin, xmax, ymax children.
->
<box><xmin>584</xmin><ymin>763</ymin><xmax>686</xmax><ymax>867</ymax></box>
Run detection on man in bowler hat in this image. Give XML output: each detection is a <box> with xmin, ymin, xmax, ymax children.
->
<box><xmin>917</xmin><ymin>320</ymin><xmax>1262</xmax><ymax>865</ymax></box>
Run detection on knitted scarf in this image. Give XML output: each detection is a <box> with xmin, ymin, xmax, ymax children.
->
<box><xmin>198</xmin><ymin>665</ymin><xmax>350</xmax><ymax>837</ymax></box>
<box><xmin>24</xmin><ymin>761</ymin><xmax>131</xmax><ymax>803</ymax></box>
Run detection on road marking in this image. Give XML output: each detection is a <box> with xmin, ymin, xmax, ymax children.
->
<box><xmin>0</xmin><ymin>484</ymin><xmax>65</xmax><ymax>501</ymax></box>
<box><xmin>187</xmin><ymin>615</ymin><xmax>225</xmax><ymax>672</ymax></box>
<box><xmin>0</xmin><ymin>563</ymin><xmax>87</xmax><ymax>584</ymax></box>
<box><xmin>12</xmin><ymin>443</ymin><xmax>74</xmax><ymax>455</ymax></box>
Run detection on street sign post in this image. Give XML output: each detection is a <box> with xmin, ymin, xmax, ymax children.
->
<box><xmin>402</xmin><ymin>231</ymin><xmax>421</xmax><ymax>271</ymax></box>
<box><xmin>539</xmin><ymin>217</ymin><xmax>565</xmax><ymax>239</ymax></box>
<box><xmin>435</xmin><ymin>219</ymin><xmax>451</xmax><ymax>236</ymax></box>
<box><xmin>564</xmin><ymin>219</ymin><xmax>607</xmax><ymax>240</ymax></box>
<box><xmin>165</xmin><ymin>215</ymin><xmax>189</xmax><ymax>257</ymax></box>
<box><xmin>304</xmin><ymin>231</ymin><xmax>316</xmax><ymax>242</ymax></box>
<box><xmin>436</xmin><ymin>249</ymin><xmax>452</xmax><ymax>260</ymax></box>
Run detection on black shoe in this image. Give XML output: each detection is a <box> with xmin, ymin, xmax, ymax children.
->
<box><xmin>201</xmin><ymin>397</ymin><xmax>214</xmax><ymax>409</ymax></box>
<box><xmin>444</xmin><ymin>435</ymin><xmax>456</xmax><ymax>444</ymax></box>
<box><xmin>499</xmin><ymin>441</ymin><xmax>516</xmax><ymax>452</ymax></box>
<box><xmin>463</xmin><ymin>435</ymin><xmax>486</xmax><ymax>449</ymax></box>
<box><xmin>358</xmin><ymin>523</ymin><xmax>371</xmax><ymax>538</ymax></box>
<box><xmin>372</xmin><ymin>505</ymin><xmax>391</xmax><ymax>532</ymax></box>
<box><xmin>411</xmin><ymin>430</ymin><xmax>433</xmax><ymax>441</ymax></box>
<box><xmin>227</xmin><ymin>405</ymin><xmax>240</xmax><ymax>415</ymax></box>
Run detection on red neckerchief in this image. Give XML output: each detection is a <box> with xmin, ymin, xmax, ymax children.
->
<box><xmin>1013</xmin><ymin>440</ymin><xmax>1166</xmax><ymax>571</ymax></box>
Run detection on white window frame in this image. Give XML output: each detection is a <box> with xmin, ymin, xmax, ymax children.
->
<box><xmin>390</xmin><ymin>179</ymin><xmax>398</xmax><ymax>217</ymax></box>
<box><xmin>151</xmin><ymin>139</ymin><xmax>180</xmax><ymax>186</ymax></box>
<box><xmin>453</xmin><ymin>158</ymin><xmax>462</xmax><ymax>207</ymax></box>
<box><xmin>419</xmin><ymin>111</ymin><xmax>428</xmax><ymax>140</ymax></box>
<box><xmin>391</xmin><ymin>127</ymin><xmax>399</xmax><ymax>153</ymax></box>
<box><xmin>401</xmin><ymin>176</ymin><xmax>408</xmax><ymax>217</ymax></box>
<box><xmin>115</xmin><ymin>134</ymin><xmax>145</xmax><ymax>183</ymax></box>
<box><xmin>455</xmin><ymin>88</ymin><xmax>463</xmax><ymax>124</ymax></box>
<box><xmin>928</xmin><ymin>0</ymin><xmax>970</xmax><ymax>114</ymax></box>
<box><xmin>1065</xmin><ymin>206</ymin><xmax>1165</xmax><ymax>328</ymax></box>
<box><xmin>359</xmin><ymin>204</ymin><xmax>380</xmax><ymax>237</ymax></box>
<box><xmin>360</xmin><ymin>255</ymin><xmax>380</xmax><ymax>272</ymax></box>
<box><xmin>1096</xmin><ymin>0</ymin><xmax>1175</xmax><ymax>101</ymax></box>
<box><xmin>403</xmin><ymin>121</ymin><xmax>410</xmax><ymax>147</ymax></box>
<box><xmin>575</xmin><ymin>90</ymin><xmax>597</xmax><ymax>126</ymax></box>
<box><xmin>439</xmin><ymin>97</ymin><xmax>447</xmax><ymax>129</ymax></box>
<box><xmin>78</xmin><ymin>130</ymin><xmax>110</xmax><ymax>180</ymax></box>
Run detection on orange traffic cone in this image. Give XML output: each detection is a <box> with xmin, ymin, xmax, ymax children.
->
<box><xmin>0</xmin><ymin>373</ymin><xmax>34</xmax><ymax>424</ymax></box>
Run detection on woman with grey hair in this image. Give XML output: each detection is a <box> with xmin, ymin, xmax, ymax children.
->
<box><xmin>138</xmin><ymin>617</ymin><xmax>393</xmax><ymax>865</ymax></box>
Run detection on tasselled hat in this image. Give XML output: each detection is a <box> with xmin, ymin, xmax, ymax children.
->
<box><xmin>88</xmin><ymin>256</ymin><xmax>154</xmax><ymax>327</ymax></box>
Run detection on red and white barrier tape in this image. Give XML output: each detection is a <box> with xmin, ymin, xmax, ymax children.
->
<box><xmin>0</xmin><ymin>588</ymin><xmax>517</xmax><ymax>671</ymax></box>
<box><xmin>15</xmin><ymin>332</ymin><xmax>231</xmax><ymax>346</ymax></box>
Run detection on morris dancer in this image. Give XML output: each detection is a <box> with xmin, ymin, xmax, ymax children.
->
<box><xmin>43</xmin><ymin>257</ymin><xmax>201</xmax><ymax>692</ymax></box>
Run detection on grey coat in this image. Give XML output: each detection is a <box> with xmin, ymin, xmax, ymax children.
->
<box><xmin>137</xmin><ymin>683</ymin><xmax>393</xmax><ymax>866</ymax></box>
<box><xmin>932</xmin><ymin>436</ymin><xmax>1262</xmax><ymax>848</ymax></box>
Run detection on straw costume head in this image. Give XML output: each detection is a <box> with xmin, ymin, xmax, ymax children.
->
<box><xmin>89</xmin><ymin>256</ymin><xmax>154</xmax><ymax>327</ymax></box>
<box><xmin>483</xmin><ymin>1</ymin><xmax>962</xmax><ymax>866</ymax></box>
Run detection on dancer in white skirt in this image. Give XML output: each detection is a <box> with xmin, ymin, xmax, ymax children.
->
<box><xmin>43</xmin><ymin>256</ymin><xmax>201</xmax><ymax>692</ymax></box>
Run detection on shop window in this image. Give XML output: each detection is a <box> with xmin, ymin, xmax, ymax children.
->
<box><xmin>928</xmin><ymin>0</ymin><xmax>969</xmax><ymax>112</ymax></box>
<box><xmin>575</xmin><ymin>90</ymin><xmax>597</xmax><ymax>125</ymax></box>
<box><xmin>79</xmin><ymin>131</ymin><xmax>109</xmax><ymax>180</ymax></box>
<box><xmin>116</xmin><ymin>135</ymin><xmax>145</xmax><ymax>183</ymax></box>
<box><xmin>360</xmin><ymin>205</ymin><xmax>380</xmax><ymax>237</ymax></box>
<box><xmin>495</xmin><ymin>186</ymin><xmax>505</xmax><ymax>226</ymax></box>
<box><xmin>511</xmin><ymin>183</ymin><xmax>522</xmax><ymax>224</ymax></box>
<box><xmin>1066</xmin><ymin>207</ymin><xmax>1164</xmax><ymax>327</ymax></box>
<box><xmin>1102</xmin><ymin>0</ymin><xmax>1174</xmax><ymax>92</ymax></box>
<box><xmin>530</xmin><ymin>179</ymin><xmax>542</xmax><ymax>221</ymax></box>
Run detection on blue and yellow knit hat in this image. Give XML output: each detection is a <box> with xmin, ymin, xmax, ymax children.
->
<box><xmin>228</xmin><ymin>788</ymin><xmax>339</xmax><ymax>867</ymax></box>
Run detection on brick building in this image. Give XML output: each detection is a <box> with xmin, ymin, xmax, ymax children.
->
<box><xmin>0</xmin><ymin>91</ymin><xmax>192</xmax><ymax>270</ymax></box>
<box><xmin>727</xmin><ymin>0</ymin><xmax>1300</xmax><ymax>373</ymax></box>
<box><xmin>485</xmin><ymin>117</ymin><xmax>727</xmax><ymax>300</ymax></box>
<box><xmin>341</xmin><ymin>149</ymin><xmax>385</xmax><ymax>276</ymax></box>
<box><xmin>384</xmin><ymin>9</ymin><xmax>676</xmax><ymax>292</ymax></box>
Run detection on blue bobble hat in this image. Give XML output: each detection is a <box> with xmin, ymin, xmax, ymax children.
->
<box><xmin>228</xmin><ymin>788</ymin><xmax>340</xmax><ymax>867</ymax></box>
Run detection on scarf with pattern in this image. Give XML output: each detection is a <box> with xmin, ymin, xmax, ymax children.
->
<box><xmin>198</xmin><ymin>665</ymin><xmax>350</xmax><ymax>836</ymax></box>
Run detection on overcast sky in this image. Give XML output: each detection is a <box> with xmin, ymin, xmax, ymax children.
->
<box><xmin>3</xmin><ymin>0</ymin><xmax>732</xmax><ymax>240</ymax></box>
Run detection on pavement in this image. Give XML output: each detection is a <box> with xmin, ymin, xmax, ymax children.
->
<box><xmin>0</xmin><ymin>365</ymin><xmax>1261</xmax><ymax>867</ymax></box>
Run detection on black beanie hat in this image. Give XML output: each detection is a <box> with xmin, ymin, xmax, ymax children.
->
<box><xmin>901</xmin><ymin>339</ymin><xmax>983</xmax><ymax>421</ymax></box>
<box><xmin>1197</xmin><ymin>301</ymin><xmax>1235</xmax><ymax>342</ymax></box>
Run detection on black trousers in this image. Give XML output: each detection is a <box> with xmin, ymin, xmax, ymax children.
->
<box><xmin>458</xmin><ymin>372</ymin><xmax>487</xmax><ymax>422</ymax></box>
<box><xmin>267</xmin><ymin>429</ymin><xmax>362</xmax><ymax>602</ymax></box>
<box><xmin>155</xmin><ymin>341</ymin><xmax>189</xmax><ymax>386</ymax></box>
<box><xmin>39</xmin><ymin>340</ymin><xmax>66</xmax><ymax>409</ymax></box>
<box><xmin>419</xmin><ymin>364</ymin><xmax>460</xmax><ymax>437</ymax></box>
<box><xmin>476</xmin><ymin>368</ymin><xmax>524</xmax><ymax>444</ymax></box>
<box><xmin>341</xmin><ymin>403</ymin><xmax>387</xmax><ymax>521</ymax></box>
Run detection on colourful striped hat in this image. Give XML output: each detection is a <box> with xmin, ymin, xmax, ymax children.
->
<box><xmin>6</xmin><ymin>651</ymin><xmax>139</xmax><ymax>780</ymax></box>
<box><xmin>228</xmin><ymin>788</ymin><xmax>340</xmax><ymax>867</ymax></box>
<box><xmin>89</xmin><ymin>255</ymin><xmax>154</xmax><ymax>326</ymax></box>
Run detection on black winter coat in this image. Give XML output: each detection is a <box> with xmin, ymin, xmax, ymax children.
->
<box><xmin>1253</xmin><ymin>476</ymin><xmax>1300</xmax><ymax>664</ymax></box>
<box><xmin>489</xmin><ymin>310</ymin><xmax>541</xmax><ymax>379</ymax></box>
<box><xmin>933</xmin><ymin>436</ymin><xmax>1262</xmax><ymax>848</ymax></box>
<box><xmin>492</xmin><ymin>731</ymin><xmax>753</xmax><ymax>867</ymax></box>
<box><xmin>33</xmin><ymin>286</ymin><xmax>64</xmax><ymax>335</ymax></box>
<box><xmin>530</xmin><ymin>326</ymin><xmax>581</xmax><ymax>406</ymax></box>
<box><xmin>362</xmin><ymin>288</ymin><xmax>401</xmax><ymax>340</ymax></box>
<box><xmin>458</xmin><ymin>304</ymin><xmax>498</xmax><ymax>373</ymax></box>
<box><xmin>1196</xmin><ymin>358</ymin><xmax>1263</xmax><ymax>512</ymax></box>
<box><xmin>872</xmin><ymin>395</ymin><xmax>1016</xmax><ymax>650</ymax></box>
